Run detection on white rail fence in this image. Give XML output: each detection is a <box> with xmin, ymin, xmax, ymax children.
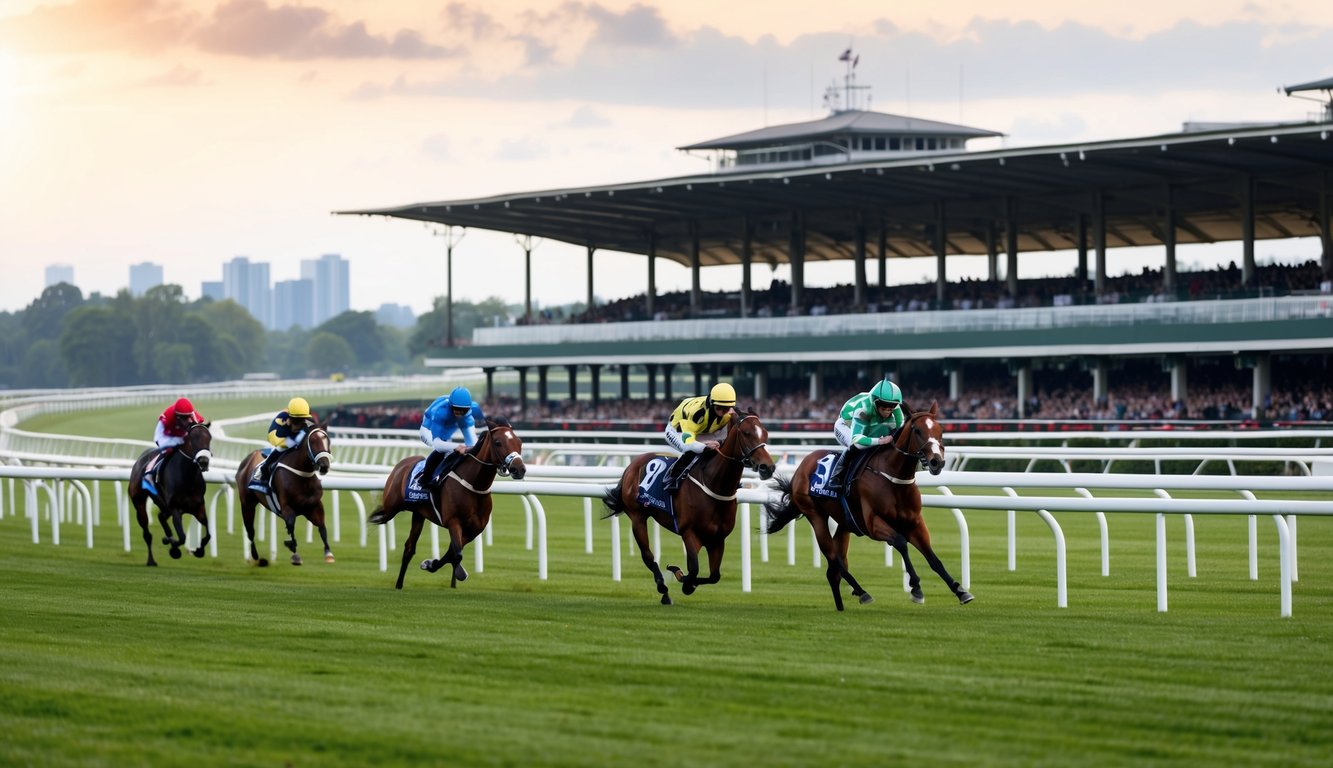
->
<box><xmin>2</xmin><ymin>461</ymin><xmax>1328</xmax><ymax>618</ymax></box>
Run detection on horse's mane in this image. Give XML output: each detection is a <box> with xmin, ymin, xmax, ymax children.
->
<box><xmin>487</xmin><ymin>416</ymin><xmax>512</xmax><ymax>428</ymax></box>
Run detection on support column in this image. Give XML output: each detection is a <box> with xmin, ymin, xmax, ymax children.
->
<box><xmin>1093</xmin><ymin>190</ymin><xmax>1108</xmax><ymax>297</ymax></box>
<box><xmin>645</xmin><ymin>364</ymin><xmax>658</xmax><ymax>402</ymax></box>
<box><xmin>741</xmin><ymin>218</ymin><xmax>753</xmax><ymax>318</ymax></box>
<box><xmin>854</xmin><ymin>212</ymin><xmax>868</xmax><ymax>311</ymax></box>
<box><xmin>518</xmin><ymin>367</ymin><xmax>529</xmax><ymax>414</ymax></box>
<box><xmin>1169</xmin><ymin>357</ymin><xmax>1188</xmax><ymax>406</ymax></box>
<box><xmin>807</xmin><ymin>365</ymin><xmax>824</xmax><ymax>402</ymax></box>
<box><xmin>946</xmin><ymin>361</ymin><xmax>964</xmax><ymax>401</ymax></box>
<box><xmin>753</xmin><ymin>367</ymin><xmax>767</xmax><ymax>401</ymax></box>
<box><xmin>586</xmin><ymin>245</ymin><xmax>596</xmax><ymax>312</ymax></box>
<box><xmin>789</xmin><ymin>210</ymin><xmax>805</xmax><ymax>313</ymax></box>
<box><xmin>1091</xmin><ymin>359</ymin><xmax>1108</xmax><ymax>403</ymax></box>
<box><xmin>518</xmin><ymin>235</ymin><xmax>534</xmax><ymax>323</ymax></box>
<box><xmin>986</xmin><ymin>219</ymin><xmax>999</xmax><ymax>283</ymax></box>
<box><xmin>1253</xmin><ymin>354</ymin><xmax>1271</xmax><ymax>420</ymax></box>
<box><xmin>877</xmin><ymin>219</ymin><xmax>888</xmax><ymax>290</ymax></box>
<box><xmin>619</xmin><ymin>365</ymin><xmax>631</xmax><ymax>401</ymax></box>
<box><xmin>567</xmin><ymin>364</ymin><xmax>578</xmax><ymax>402</ymax></box>
<box><xmin>483</xmin><ymin>367</ymin><xmax>495</xmax><ymax>401</ymax></box>
<box><xmin>689</xmin><ymin>220</ymin><xmax>701</xmax><ymax>317</ymax></box>
<box><xmin>1321</xmin><ymin>171</ymin><xmax>1332</xmax><ymax>279</ymax></box>
<box><xmin>1006</xmin><ymin>198</ymin><xmax>1020</xmax><ymax>299</ymax></box>
<box><xmin>1015</xmin><ymin>364</ymin><xmax>1033</xmax><ymax>419</ymax></box>
<box><xmin>537</xmin><ymin>365</ymin><xmax>549</xmax><ymax>406</ymax></box>
<box><xmin>935</xmin><ymin>201</ymin><xmax>948</xmax><ymax>308</ymax></box>
<box><xmin>1241</xmin><ymin>175</ymin><xmax>1256</xmax><ymax>287</ymax></box>
<box><xmin>662</xmin><ymin>363</ymin><xmax>674</xmax><ymax>403</ymax></box>
<box><xmin>1163</xmin><ymin>184</ymin><xmax>1178</xmax><ymax>294</ymax></box>
<box><xmin>645</xmin><ymin>232</ymin><xmax>656</xmax><ymax>318</ymax></box>
<box><xmin>590</xmin><ymin>365</ymin><xmax>601</xmax><ymax>407</ymax></box>
<box><xmin>692</xmin><ymin>363</ymin><xmax>704</xmax><ymax>394</ymax></box>
<box><xmin>1076</xmin><ymin>214</ymin><xmax>1088</xmax><ymax>287</ymax></box>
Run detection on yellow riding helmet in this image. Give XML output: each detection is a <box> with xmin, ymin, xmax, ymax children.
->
<box><xmin>709</xmin><ymin>382</ymin><xmax>737</xmax><ymax>407</ymax></box>
<box><xmin>287</xmin><ymin>397</ymin><xmax>311</xmax><ymax>418</ymax></box>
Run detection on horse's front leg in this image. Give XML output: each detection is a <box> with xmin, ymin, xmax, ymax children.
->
<box><xmin>869</xmin><ymin>519</ymin><xmax>923</xmax><ymax>602</ymax></box>
<box><xmin>905</xmin><ymin>526</ymin><xmax>974</xmax><ymax>605</ymax></box>
<box><xmin>629</xmin><ymin>514</ymin><xmax>670</xmax><ymax>605</ymax></box>
<box><xmin>666</xmin><ymin>531</ymin><xmax>704</xmax><ymax>596</ymax></box>
<box><xmin>158</xmin><ymin>509</ymin><xmax>184</xmax><ymax>560</ymax></box>
<box><xmin>309</xmin><ymin>503</ymin><xmax>334</xmax><ymax>563</ymax></box>
<box><xmin>187</xmin><ymin>503</ymin><xmax>211</xmax><ymax>559</ymax></box>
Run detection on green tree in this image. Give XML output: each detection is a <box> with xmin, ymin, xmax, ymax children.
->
<box><xmin>19</xmin><ymin>338</ymin><xmax>69</xmax><ymax>387</ymax></box>
<box><xmin>22</xmin><ymin>282</ymin><xmax>84</xmax><ymax>343</ymax></box>
<box><xmin>315</xmin><ymin>311</ymin><xmax>384</xmax><ymax>367</ymax></box>
<box><xmin>132</xmin><ymin>285</ymin><xmax>188</xmax><ymax>382</ymax></box>
<box><xmin>409</xmin><ymin>296</ymin><xmax>511</xmax><ymax>357</ymax></box>
<box><xmin>197</xmin><ymin>298</ymin><xmax>264</xmax><ymax>371</ymax></box>
<box><xmin>60</xmin><ymin>305</ymin><xmax>137</xmax><ymax>386</ymax></box>
<box><xmin>305</xmin><ymin>332</ymin><xmax>355</xmax><ymax>376</ymax></box>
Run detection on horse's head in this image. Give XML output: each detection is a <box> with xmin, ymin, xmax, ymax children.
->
<box><xmin>480</xmin><ymin>417</ymin><xmax>525</xmax><ymax>480</ymax></box>
<box><xmin>726</xmin><ymin>409</ymin><xmax>774</xmax><ymax>480</ymax></box>
<box><xmin>184</xmin><ymin>422</ymin><xmax>212</xmax><ymax>472</ymax></box>
<box><xmin>895</xmin><ymin>402</ymin><xmax>945</xmax><ymax>475</ymax></box>
<box><xmin>305</xmin><ymin>425</ymin><xmax>333</xmax><ymax>475</ymax></box>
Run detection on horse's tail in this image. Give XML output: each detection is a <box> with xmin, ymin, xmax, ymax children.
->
<box><xmin>368</xmin><ymin>505</ymin><xmax>398</xmax><ymax>525</ymax></box>
<box><xmin>601</xmin><ymin>480</ymin><xmax>627</xmax><ymax>519</ymax></box>
<box><xmin>763</xmin><ymin>475</ymin><xmax>799</xmax><ymax>534</ymax></box>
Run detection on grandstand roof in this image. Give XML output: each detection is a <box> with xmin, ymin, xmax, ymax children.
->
<box><xmin>340</xmin><ymin>121</ymin><xmax>1333</xmax><ymax>271</ymax></box>
<box><xmin>675</xmin><ymin>109</ymin><xmax>1002</xmax><ymax>150</ymax></box>
<box><xmin>1285</xmin><ymin>75</ymin><xmax>1333</xmax><ymax>94</ymax></box>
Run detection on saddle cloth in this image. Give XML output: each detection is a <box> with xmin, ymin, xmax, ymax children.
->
<box><xmin>403</xmin><ymin>459</ymin><xmax>432</xmax><ymax>504</ymax></box>
<box><xmin>636</xmin><ymin>457</ymin><xmax>678</xmax><ymax>533</ymax></box>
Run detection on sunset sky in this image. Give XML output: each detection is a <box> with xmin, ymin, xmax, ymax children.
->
<box><xmin>1</xmin><ymin>1</ymin><xmax>1330</xmax><ymax>317</ymax></box>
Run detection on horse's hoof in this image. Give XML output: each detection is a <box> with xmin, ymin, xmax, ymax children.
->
<box><xmin>169</xmin><ymin>547</ymin><xmax>182</xmax><ymax>560</ymax></box>
<box><xmin>161</xmin><ymin>537</ymin><xmax>172</xmax><ymax>546</ymax></box>
<box><xmin>324</xmin><ymin>554</ymin><xmax>335</xmax><ymax>564</ymax></box>
<box><xmin>661</xmin><ymin>594</ymin><xmax>672</xmax><ymax>606</ymax></box>
<box><xmin>291</xmin><ymin>554</ymin><xmax>303</xmax><ymax>566</ymax></box>
<box><xmin>681</xmin><ymin>583</ymin><xmax>696</xmax><ymax>596</ymax></box>
<box><xmin>420</xmin><ymin>558</ymin><xmax>434</xmax><ymax>572</ymax></box>
<box><xmin>453</xmin><ymin>564</ymin><xmax>468</xmax><ymax>582</ymax></box>
<box><xmin>257</xmin><ymin>558</ymin><xmax>270</xmax><ymax>568</ymax></box>
<box><xmin>666</xmin><ymin>565</ymin><xmax>684</xmax><ymax>583</ymax></box>
<box><xmin>192</xmin><ymin>548</ymin><xmax>205</xmax><ymax>559</ymax></box>
<box><xmin>958</xmin><ymin>591</ymin><xmax>975</xmax><ymax>605</ymax></box>
<box><xmin>911</xmin><ymin>590</ymin><xmax>925</xmax><ymax>604</ymax></box>
<box><xmin>858</xmin><ymin>592</ymin><xmax>874</xmax><ymax>605</ymax></box>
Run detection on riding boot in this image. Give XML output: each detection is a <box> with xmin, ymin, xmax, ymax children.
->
<box><xmin>258</xmin><ymin>449</ymin><xmax>280</xmax><ymax>485</ymax></box>
<box><xmin>421</xmin><ymin>451</ymin><xmax>447</xmax><ymax>489</ymax></box>
<box><xmin>665</xmin><ymin>454</ymin><xmax>694</xmax><ymax>493</ymax></box>
<box><xmin>826</xmin><ymin>450</ymin><xmax>849</xmax><ymax>493</ymax></box>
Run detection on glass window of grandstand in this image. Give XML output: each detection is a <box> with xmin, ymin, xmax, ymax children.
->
<box><xmin>889</xmin><ymin>137</ymin><xmax>901</xmax><ymax>150</ymax></box>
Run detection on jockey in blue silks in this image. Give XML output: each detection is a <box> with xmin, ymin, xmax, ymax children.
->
<box><xmin>419</xmin><ymin>386</ymin><xmax>486</xmax><ymax>488</ymax></box>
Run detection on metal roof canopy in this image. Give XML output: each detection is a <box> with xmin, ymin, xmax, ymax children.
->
<box><xmin>340</xmin><ymin>123</ymin><xmax>1333</xmax><ymax>270</ymax></box>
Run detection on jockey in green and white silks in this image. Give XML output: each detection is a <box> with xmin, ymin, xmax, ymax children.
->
<box><xmin>827</xmin><ymin>378</ymin><xmax>905</xmax><ymax>492</ymax></box>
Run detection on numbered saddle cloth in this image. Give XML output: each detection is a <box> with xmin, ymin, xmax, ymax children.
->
<box><xmin>403</xmin><ymin>459</ymin><xmax>432</xmax><ymax>504</ymax></box>
<box><xmin>635</xmin><ymin>456</ymin><xmax>679</xmax><ymax>533</ymax></box>
<box><xmin>807</xmin><ymin>453</ymin><xmax>840</xmax><ymax>499</ymax></box>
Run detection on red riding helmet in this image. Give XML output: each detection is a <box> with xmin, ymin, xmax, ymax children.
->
<box><xmin>174</xmin><ymin>397</ymin><xmax>194</xmax><ymax>415</ymax></box>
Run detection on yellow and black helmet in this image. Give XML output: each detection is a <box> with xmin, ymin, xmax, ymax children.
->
<box><xmin>709</xmin><ymin>382</ymin><xmax>737</xmax><ymax>407</ymax></box>
<box><xmin>287</xmin><ymin>397</ymin><xmax>311</xmax><ymax>419</ymax></box>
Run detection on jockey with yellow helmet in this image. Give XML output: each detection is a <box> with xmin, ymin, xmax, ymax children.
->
<box><xmin>827</xmin><ymin>378</ymin><xmax>905</xmax><ymax>493</ymax></box>
<box><xmin>254</xmin><ymin>397</ymin><xmax>314</xmax><ymax>485</ymax></box>
<box><xmin>661</xmin><ymin>382</ymin><xmax>738</xmax><ymax>491</ymax></box>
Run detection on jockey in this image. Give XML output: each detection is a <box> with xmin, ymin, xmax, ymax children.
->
<box><xmin>827</xmin><ymin>378</ymin><xmax>905</xmax><ymax>493</ymax></box>
<box><xmin>661</xmin><ymin>382</ymin><xmax>737</xmax><ymax>491</ymax></box>
<box><xmin>147</xmin><ymin>397</ymin><xmax>203</xmax><ymax>484</ymax></box>
<box><xmin>255</xmin><ymin>397</ymin><xmax>315</xmax><ymax>485</ymax></box>
<box><xmin>419</xmin><ymin>386</ymin><xmax>486</xmax><ymax>488</ymax></box>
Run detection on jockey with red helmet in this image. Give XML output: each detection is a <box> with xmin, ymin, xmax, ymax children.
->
<box><xmin>146</xmin><ymin>397</ymin><xmax>204</xmax><ymax>485</ymax></box>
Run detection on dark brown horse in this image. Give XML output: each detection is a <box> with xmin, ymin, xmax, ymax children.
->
<box><xmin>235</xmin><ymin>425</ymin><xmax>333</xmax><ymax>566</ymax></box>
<box><xmin>128</xmin><ymin>422</ymin><xmax>213</xmax><ymax>566</ymax></box>
<box><xmin>765</xmin><ymin>402</ymin><xmax>974</xmax><ymax>610</ymax></box>
<box><xmin>369</xmin><ymin>418</ymin><xmax>527</xmax><ymax>589</ymax></box>
<box><xmin>602</xmin><ymin>409</ymin><xmax>775</xmax><ymax>605</ymax></box>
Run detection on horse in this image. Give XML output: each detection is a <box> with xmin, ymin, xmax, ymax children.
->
<box><xmin>602</xmin><ymin>409</ymin><xmax>775</xmax><ymax>605</ymax></box>
<box><xmin>368</xmin><ymin>418</ymin><xmax>526</xmax><ymax>589</ymax></box>
<box><xmin>764</xmin><ymin>402</ymin><xmax>974</xmax><ymax>611</ymax></box>
<box><xmin>127</xmin><ymin>422</ymin><xmax>214</xmax><ymax>566</ymax></box>
<box><xmin>235</xmin><ymin>425</ymin><xmax>333</xmax><ymax>567</ymax></box>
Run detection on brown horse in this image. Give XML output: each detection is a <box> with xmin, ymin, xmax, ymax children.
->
<box><xmin>764</xmin><ymin>402</ymin><xmax>974</xmax><ymax>610</ymax></box>
<box><xmin>127</xmin><ymin>422</ymin><xmax>213</xmax><ymax>566</ymax></box>
<box><xmin>235</xmin><ymin>425</ymin><xmax>333</xmax><ymax>567</ymax></box>
<box><xmin>602</xmin><ymin>409</ymin><xmax>775</xmax><ymax>605</ymax></box>
<box><xmin>369</xmin><ymin>418</ymin><xmax>527</xmax><ymax>589</ymax></box>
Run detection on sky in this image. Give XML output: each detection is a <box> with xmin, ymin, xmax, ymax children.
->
<box><xmin>1</xmin><ymin>0</ymin><xmax>1331</xmax><ymax>317</ymax></box>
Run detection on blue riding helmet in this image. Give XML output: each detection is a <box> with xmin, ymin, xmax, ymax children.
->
<box><xmin>448</xmin><ymin>386</ymin><xmax>472</xmax><ymax>409</ymax></box>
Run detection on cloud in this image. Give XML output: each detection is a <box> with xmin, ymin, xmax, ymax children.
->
<box><xmin>444</xmin><ymin>2</ymin><xmax>502</xmax><ymax>40</ymax></box>
<box><xmin>140</xmin><ymin>63</ymin><xmax>206</xmax><ymax>87</ymax></box>
<box><xmin>583</xmin><ymin>3</ymin><xmax>677</xmax><ymax>49</ymax></box>
<box><xmin>195</xmin><ymin>0</ymin><xmax>460</xmax><ymax>60</ymax></box>
<box><xmin>551</xmin><ymin>105</ymin><xmax>612</xmax><ymax>129</ymax></box>
<box><xmin>0</xmin><ymin>0</ymin><xmax>196</xmax><ymax>54</ymax></box>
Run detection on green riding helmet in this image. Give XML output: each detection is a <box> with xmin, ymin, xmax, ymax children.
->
<box><xmin>870</xmin><ymin>379</ymin><xmax>903</xmax><ymax>408</ymax></box>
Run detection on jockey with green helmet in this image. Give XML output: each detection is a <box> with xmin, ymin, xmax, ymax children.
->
<box><xmin>418</xmin><ymin>386</ymin><xmax>486</xmax><ymax>488</ymax></box>
<box><xmin>662</xmin><ymin>382</ymin><xmax>738</xmax><ymax>491</ymax></box>
<box><xmin>826</xmin><ymin>378</ymin><xmax>905</xmax><ymax>492</ymax></box>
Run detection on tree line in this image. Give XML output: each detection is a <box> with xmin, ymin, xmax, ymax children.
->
<box><xmin>0</xmin><ymin>284</ymin><xmax>520</xmax><ymax>388</ymax></box>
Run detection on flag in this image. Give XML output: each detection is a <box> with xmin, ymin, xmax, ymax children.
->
<box><xmin>838</xmin><ymin>48</ymin><xmax>851</xmax><ymax>62</ymax></box>
<box><xmin>853</xmin><ymin>55</ymin><xmax>859</xmax><ymax>68</ymax></box>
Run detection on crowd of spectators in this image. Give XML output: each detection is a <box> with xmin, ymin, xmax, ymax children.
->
<box><xmin>557</xmin><ymin>260</ymin><xmax>1328</xmax><ymax>325</ymax></box>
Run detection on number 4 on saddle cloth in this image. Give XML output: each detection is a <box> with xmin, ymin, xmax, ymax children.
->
<box><xmin>809</xmin><ymin>451</ymin><xmax>874</xmax><ymax>537</ymax></box>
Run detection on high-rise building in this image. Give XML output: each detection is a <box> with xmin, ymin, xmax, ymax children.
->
<box><xmin>300</xmin><ymin>253</ymin><xmax>350</xmax><ymax>326</ymax></box>
<box><xmin>222</xmin><ymin>256</ymin><xmax>272</xmax><ymax>329</ymax></box>
<box><xmin>45</xmin><ymin>264</ymin><xmax>74</xmax><ymax>287</ymax></box>
<box><xmin>201</xmin><ymin>281</ymin><xmax>224</xmax><ymax>301</ymax></box>
<box><xmin>375</xmin><ymin>303</ymin><xmax>416</xmax><ymax>328</ymax></box>
<box><xmin>273</xmin><ymin>279</ymin><xmax>315</xmax><ymax>330</ymax></box>
<box><xmin>129</xmin><ymin>262</ymin><xmax>163</xmax><ymax>296</ymax></box>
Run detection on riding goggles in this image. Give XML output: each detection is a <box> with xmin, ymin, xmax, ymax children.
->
<box><xmin>873</xmin><ymin>399</ymin><xmax>900</xmax><ymax>410</ymax></box>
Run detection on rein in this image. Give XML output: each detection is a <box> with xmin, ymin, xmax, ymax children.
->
<box><xmin>448</xmin><ymin>426</ymin><xmax>522</xmax><ymax>494</ymax></box>
<box><xmin>873</xmin><ymin>415</ymin><xmax>940</xmax><ymax>484</ymax></box>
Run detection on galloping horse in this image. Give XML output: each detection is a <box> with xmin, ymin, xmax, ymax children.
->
<box><xmin>127</xmin><ymin>422</ymin><xmax>213</xmax><ymax>566</ymax></box>
<box><xmin>602</xmin><ymin>409</ymin><xmax>775</xmax><ymax>605</ymax></box>
<box><xmin>765</xmin><ymin>402</ymin><xmax>974</xmax><ymax>610</ymax></box>
<box><xmin>369</xmin><ymin>418</ymin><xmax>526</xmax><ymax>589</ymax></box>
<box><xmin>235</xmin><ymin>425</ymin><xmax>333</xmax><ymax>566</ymax></box>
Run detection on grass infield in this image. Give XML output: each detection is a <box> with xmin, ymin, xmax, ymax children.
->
<box><xmin>1</xmin><ymin>404</ymin><xmax>1331</xmax><ymax>766</ymax></box>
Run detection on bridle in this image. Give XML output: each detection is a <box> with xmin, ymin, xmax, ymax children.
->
<box><xmin>715</xmin><ymin>414</ymin><xmax>769</xmax><ymax>471</ymax></box>
<box><xmin>181</xmin><ymin>422</ymin><xmax>212</xmax><ymax>467</ymax></box>
<box><xmin>275</xmin><ymin>427</ymin><xmax>332</xmax><ymax>478</ymax></box>
<box><xmin>871</xmin><ymin>413</ymin><xmax>943</xmax><ymax>484</ymax></box>
<box><xmin>463</xmin><ymin>425</ymin><xmax>523</xmax><ymax>478</ymax></box>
